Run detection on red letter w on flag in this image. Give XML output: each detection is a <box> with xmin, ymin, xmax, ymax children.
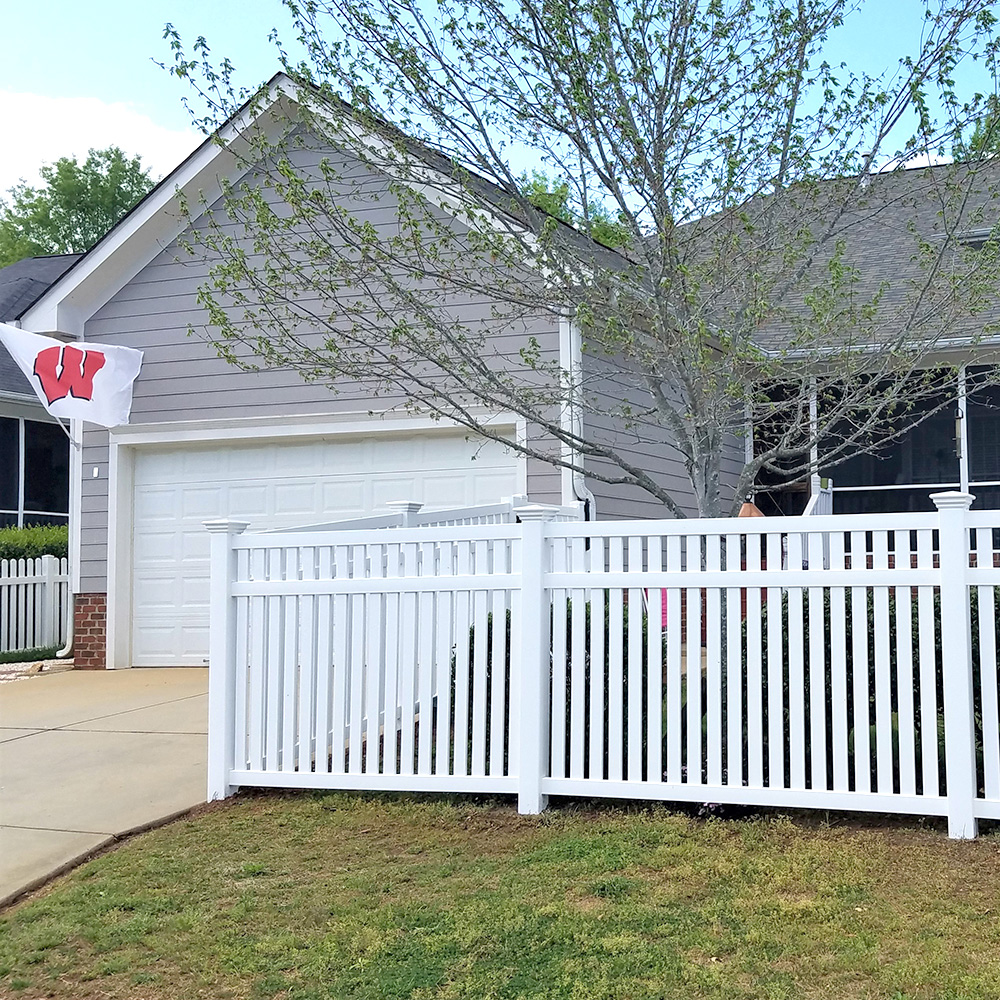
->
<box><xmin>33</xmin><ymin>344</ymin><xmax>107</xmax><ymax>404</ymax></box>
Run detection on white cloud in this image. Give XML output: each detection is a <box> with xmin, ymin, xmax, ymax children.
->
<box><xmin>0</xmin><ymin>91</ymin><xmax>200</xmax><ymax>194</ymax></box>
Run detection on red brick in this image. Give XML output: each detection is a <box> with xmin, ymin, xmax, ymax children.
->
<box><xmin>73</xmin><ymin>594</ymin><xmax>107</xmax><ymax>670</ymax></box>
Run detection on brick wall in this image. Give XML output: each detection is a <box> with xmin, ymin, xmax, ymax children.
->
<box><xmin>73</xmin><ymin>594</ymin><xmax>107</xmax><ymax>670</ymax></box>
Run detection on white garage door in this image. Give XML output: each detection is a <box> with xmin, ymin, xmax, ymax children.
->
<box><xmin>130</xmin><ymin>432</ymin><xmax>518</xmax><ymax>666</ymax></box>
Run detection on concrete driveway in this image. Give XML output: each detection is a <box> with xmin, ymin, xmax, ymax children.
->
<box><xmin>0</xmin><ymin>668</ymin><xmax>208</xmax><ymax>907</ymax></box>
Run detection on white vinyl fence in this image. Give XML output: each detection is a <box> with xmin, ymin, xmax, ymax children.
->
<box><xmin>206</xmin><ymin>493</ymin><xmax>1000</xmax><ymax>838</ymax></box>
<box><xmin>0</xmin><ymin>555</ymin><xmax>70</xmax><ymax>653</ymax></box>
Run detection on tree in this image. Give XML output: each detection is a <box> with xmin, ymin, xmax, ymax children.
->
<box><xmin>956</xmin><ymin>92</ymin><xmax>1000</xmax><ymax>157</ymax></box>
<box><xmin>0</xmin><ymin>147</ymin><xmax>155</xmax><ymax>267</ymax></box>
<box><xmin>166</xmin><ymin>1</ymin><xmax>1000</xmax><ymax>517</ymax></box>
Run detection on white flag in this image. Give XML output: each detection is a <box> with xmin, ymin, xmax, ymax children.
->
<box><xmin>0</xmin><ymin>323</ymin><xmax>143</xmax><ymax>429</ymax></box>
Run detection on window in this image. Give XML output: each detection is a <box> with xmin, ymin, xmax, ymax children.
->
<box><xmin>0</xmin><ymin>415</ymin><xmax>70</xmax><ymax>526</ymax></box>
<box><xmin>0</xmin><ymin>418</ymin><xmax>17</xmax><ymax>511</ymax></box>
<box><xmin>757</xmin><ymin>367</ymin><xmax>1000</xmax><ymax>515</ymax></box>
<box><xmin>967</xmin><ymin>369</ymin><xmax>1000</xmax><ymax>482</ymax></box>
<box><xmin>25</xmin><ymin>421</ymin><xmax>69</xmax><ymax>515</ymax></box>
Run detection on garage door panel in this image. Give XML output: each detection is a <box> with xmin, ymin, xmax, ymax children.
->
<box><xmin>134</xmin><ymin>488</ymin><xmax>179</xmax><ymax>520</ymax></box>
<box><xmin>133</xmin><ymin>531</ymin><xmax>180</xmax><ymax>563</ymax></box>
<box><xmin>473</xmin><ymin>471</ymin><xmax>522</xmax><ymax>504</ymax></box>
<box><xmin>181</xmin><ymin>530</ymin><xmax>211</xmax><ymax>561</ymax></box>
<box><xmin>228</xmin><ymin>485</ymin><xmax>269</xmax><ymax>515</ymax></box>
<box><xmin>320</xmin><ymin>480</ymin><xmax>365</xmax><ymax>512</ymax></box>
<box><xmin>371</xmin><ymin>477</ymin><xmax>420</xmax><ymax>507</ymax></box>
<box><xmin>130</xmin><ymin>431</ymin><xmax>519</xmax><ymax>666</ymax></box>
<box><xmin>273</xmin><ymin>482</ymin><xmax>321</xmax><ymax>516</ymax></box>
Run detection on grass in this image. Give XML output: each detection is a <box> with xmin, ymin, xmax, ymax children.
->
<box><xmin>2</xmin><ymin>794</ymin><xmax>1000</xmax><ymax>999</ymax></box>
<box><xmin>0</xmin><ymin>646</ymin><xmax>60</xmax><ymax>665</ymax></box>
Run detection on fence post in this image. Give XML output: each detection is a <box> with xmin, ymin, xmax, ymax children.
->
<box><xmin>40</xmin><ymin>554</ymin><xmax>57</xmax><ymax>648</ymax></box>
<box><xmin>931</xmin><ymin>491</ymin><xmax>978</xmax><ymax>839</ymax></box>
<box><xmin>204</xmin><ymin>518</ymin><xmax>250</xmax><ymax>802</ymax></box>
<box><xmin>385</xmin><ymin>500</ymin><xmax>423</xmax><ymax>527</ymax></box>
<box><xmin>516</xmin><ymin>504</ymin><xmax>558</xmax><ymax>814</ymax></box>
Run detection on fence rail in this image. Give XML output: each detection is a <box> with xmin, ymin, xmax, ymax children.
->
<box><xmin>206</xmin><ymin>494</ymin><xmax>1000</xmax><ymax>838</ymax></box>
<box><xmin>0</xmin><ymin>555</ymin><xmax>70</xmax><ymax>654</ymax></box>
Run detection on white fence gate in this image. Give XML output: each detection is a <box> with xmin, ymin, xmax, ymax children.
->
<box><xmin>206</xmin><ymin>493</ymin><xmax>1000</xmax><ymax>838</ymax></box>
<box><xmin>0</xmin><ymin>555</ymin><xmax>70</xmax><ymax>654</ymax></box>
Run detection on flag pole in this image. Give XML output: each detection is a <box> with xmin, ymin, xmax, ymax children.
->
<box><xmin>52</xmin><ymin>415</ymin><xmax>81</xmax><ymax>451</ymax></box>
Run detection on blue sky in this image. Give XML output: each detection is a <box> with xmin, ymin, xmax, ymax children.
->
<box><xmin>0</xmin><ymin>1</ymin><xmax>996</xmax><ymax>192</ymax></box>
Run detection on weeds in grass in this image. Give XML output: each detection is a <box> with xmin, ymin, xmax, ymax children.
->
<box><xmin>2</xmin><ymin>794</ymin><xmax>999</xmax><ymax>999</ymax></box>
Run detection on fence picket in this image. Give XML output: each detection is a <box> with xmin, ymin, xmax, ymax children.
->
<box><xmin>744</xmin><ymin>533</ymin><xmax>764</xmax><ymax>788</ymax></box>
<box><xmin>551</xmin><ymin>537</ymin><xmax>568</xmax><ymax>779</ymax></box>
<box><xmin>281</xmin><ymin>548</ymin><xmax>299</xmax><ymax>774</ymax></box>
<box><xmin>872</xmin><ymin>531</ymin><xmax>893</xmax><ymax>794</ymax></box>
<box><xmin>365</xmin><ymin>544</ymin><xmax>385</xmax><ymax>776</ymax></box>
<box><xmin>451</xmin><ymin>542</ymin><xmax>472</xmax><ymax>776</ymax></box>
<box><xmin>607</xmin><ymin>537</ymin><xmax>625</xmax><ymax>782</ymax></box>
<box><xmin>915</xmin><ymin>529</ymin><xmax>939</xmax><ymax>796</ymax></box>
<box><xmin>705</xmin><ymin>534</ymin><xmax>723</xmax><ymax>786</ymax></box>
<box><xmin>976</xmin><ymin>527</ymin><xmax>1000</xmax><ymax>801</ymax></box>
<box><xmin>331</xmin><ymin>545</ymin><xmax>351</xmax><ymax>775</ymax></box>
<box><xmin>434</xmin><ymin>543</ymin><xmax>454</xmax><ymax>777</ymax></box>
<box><xmin>685</xmin><ymin>535</ymin><xmax>703</xmax><ymax>784</ymax></box>
<box><xmin>314</xmin><ymin>546</ymin><xmax>334</xmax><ymax>775</ymax></box>
<box><xmin>471</xmin><ymin>540</ymin><xmax>490</xmax><ymax>777</ymax></box>
<box><xmin>570</xmin><ymin>536</ymin><xmax>587</xmax><ymax>780</ymax></box>
<box><xmin>807</xmin><ymin>532</ymin><xmax>827</xmax><ymax>791</ymax></box>
<box><xmin>895</xmin><ymin>531</ymin><xmax>917</xmax><ymax>798</ymax></box>
<box><xmin>766</xmin><ymin>532</ymin><xmax>785</xmax><ymax>789</ymax></box>
<box><xmin>647</xmin><ymin>536</ymin><xmax>663</xmax><ymax>786</ymax></box>
<box><xmin>725</xmin><ymin>534</ymin><xmax>743</xmax><ymax>789</ymax></box>
<box><xmin>829</xmin><ymin>531</ymin><xmax>850</xmax><ymax>792</ymax></box>
<box><xmin>627</xmin><ymin>534</ymin><xmax>644</xmax><ymax>782</ymax></box>
<box><xmin>665</xmin><ymin>534</ymin><xmax>683</xmax><ymax>785</ymax></box>
<box><xmin>489</xmin><ymin>547</ymin><xmax>508</xmax><ymax>777</ymax></box>
<box><xmin>786</xmin><ymin>532</ymin><xmax>806</xmax><ymax>790</ymax></box>
<box><xmin>589</xmin><ymin>539</ymin><xmax>607</xmax><ymax>780</ymax></box>
<box><xmin>417</xmin><ymin>542</ymin><xmax>436</xmax><ymax>777</ymax></box>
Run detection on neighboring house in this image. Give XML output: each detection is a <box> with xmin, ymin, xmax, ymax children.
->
<box><xmin>0</xmin><ymin>253</ymin><xmax>79</xmax><ymax>528</ymax></box>
<box><xmin>13</xmin><ymin>74</ymin><xmax>1000</xmax><ymax>670</ymax></box>
<box><xmin>744</xmin><ymin>162</ymin><xmax>1000</xmax><ymax>519</ymax></box>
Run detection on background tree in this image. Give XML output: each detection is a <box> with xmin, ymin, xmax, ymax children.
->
<box><xmin>0</xmin><ymin>147</ymin><xmax>155</xmax><ymax>267</ymax></box>
<box><xmin>167</xmin><ymin>0</ymin><xmax>1000</xmax><ymax>516</ymax></box>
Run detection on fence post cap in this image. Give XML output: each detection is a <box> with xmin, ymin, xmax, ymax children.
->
<box><xmin>384</xmin><ymin>500</ymin><xmax>424</xmax><ymax>514</ymax></box>
<box><xmin>516</xmin><ymin>504</ymin><xmax>560</xmax><ymax>522</ymax></box>
<box><xmin>929</xmin><ymin>491</ymin><xmax>975</xmax><ymax>511</ymax></box>
<box><xmin>203</xmin><ymin>519</ymin><xmax>251</xmax><ymax>534</ymax></box>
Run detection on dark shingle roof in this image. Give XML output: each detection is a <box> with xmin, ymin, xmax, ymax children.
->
<box><xmin>0</xmin><ymin>254</ymin><xmax>81</xmax><ymax>396</ymax></box>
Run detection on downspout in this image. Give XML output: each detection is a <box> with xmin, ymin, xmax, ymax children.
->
<box><xmin>562</xmin><ymin>316</ymin><xmax>597</xmax><ymax>520</ymax></box>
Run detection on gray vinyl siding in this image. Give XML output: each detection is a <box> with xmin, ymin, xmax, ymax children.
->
<box><xmin>77</xmin><ymin>141</ymin><xmax>563</xmax><ymax>593</ymax></box>
<box><xmin>580</xmin><ymin>357</ymin><xmax>743</xmax><ymax>520</ymax></box>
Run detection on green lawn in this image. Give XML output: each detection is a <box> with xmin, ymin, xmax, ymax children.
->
<box><xmin>2</xmin><ymin>794</ymin><xmax>999</xmax><ymax>999</ymax></box>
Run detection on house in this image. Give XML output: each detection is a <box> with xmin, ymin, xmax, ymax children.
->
<box><xmin>11</xmin><ymin>75</ymin><xmax>1000</xmax><ymax>670</ymax></box>
<box><xmin>14</xmin><ymin>76</ymin><xmax>709</xmax><ymax>671</ymax></box>
<box><xmin>0</xmin><ymin>253</ymin><xmax>79</xmax><ymax>529</ymax></box>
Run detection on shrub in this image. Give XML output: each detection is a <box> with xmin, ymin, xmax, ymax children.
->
<box><xmin>0</xmin><ymin>645</ymin><xmax>60</xmax><ymax>665</ymax></box>
<box><xmin>0</xmin><ymin>524</ymin><xmax>69</xmax><ymax>560</ymax></box>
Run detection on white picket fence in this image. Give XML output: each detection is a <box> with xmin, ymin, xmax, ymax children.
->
<box><xmin>0</xmin><ymin>555</ymin><xmax>70</xmax><ymax>653</ymax></box>
<box><xmin>206</xmin><ymin>492</ymin><xmax>1000</xmax><ymax>838</ymax></box>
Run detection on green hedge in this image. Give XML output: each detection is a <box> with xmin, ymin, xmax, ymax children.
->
<box><xmin>0</xmin><ymin>524</ymin><xmax>69</xmax><ymax>560</ymax></box>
